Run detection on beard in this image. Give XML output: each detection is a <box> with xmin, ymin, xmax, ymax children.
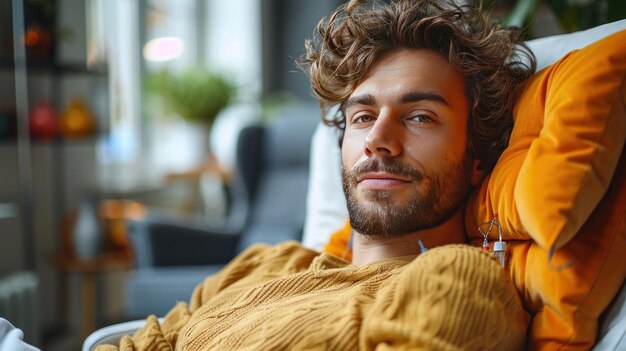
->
<box><xmin>342</xmin><ymin>153</ymin><xmax>474</xmax><ymax>238</ymax></box>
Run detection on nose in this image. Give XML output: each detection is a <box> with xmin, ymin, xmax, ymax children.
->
<box><xmin>364</xmin><ymin>114</ymin><xmax>402</xmax><ymax>158</ymax></box>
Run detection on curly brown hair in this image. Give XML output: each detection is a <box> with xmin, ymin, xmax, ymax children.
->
<box><xmin>300</xmin><ymin>0</ymin><xmax>536</xmax><ymax>171</ymax></box>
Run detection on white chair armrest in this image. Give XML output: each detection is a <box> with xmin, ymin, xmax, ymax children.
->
<box><xmin>82</xmin><ymin>318</ymin><xmax>163</xmax><ymax>351</ymax></box>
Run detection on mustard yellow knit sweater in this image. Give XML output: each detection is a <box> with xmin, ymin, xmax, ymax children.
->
<box><xmin>97</xmin><ymin>242</ymin><xmax>528</xmax><ymax>351</ymax></box>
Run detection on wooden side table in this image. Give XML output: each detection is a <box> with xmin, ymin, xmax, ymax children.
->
<box><xmin>49</xmin><ymin>251</ymin><xmax>132</xmax><ymax>339</ymax></box>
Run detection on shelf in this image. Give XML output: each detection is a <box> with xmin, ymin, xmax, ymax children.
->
<box><xmin>0</xmin><ymin>135</ymin><xmax>101</xmax><ymax>147</ymax></box>
<box><xmin>0</xmin><ymin>58</ymin><xmax>107</xmax><ymax>76</ymax></box>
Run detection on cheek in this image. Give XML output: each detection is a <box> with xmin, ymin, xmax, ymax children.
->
<box><xmin>448</xmin><ymin>129</ymin><xmax>470</xmax><ymax>159</ymax></box>
<box><xmin>404</xmin><ymin>131</ymin><xmax>466</xmax><ymax>167</ymax></box>
<box><xmin>341</xmin><ymin>131</ymin><xmax>363</xmax><ymax>170</ymax></box>
<box><xmin>437</xmin><ymin>124</ymin><xmax>469</xmax><ymax>157</ymax></box>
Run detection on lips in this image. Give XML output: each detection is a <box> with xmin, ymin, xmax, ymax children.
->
<box><xmin>347</xmin><ymin>158</ymin><xmax>423</xmax><ymax>191</ymax></box>
<box><xmin>357</xmin><ymin>172</ymin><xmax>411</xmax><ymax>189</ymax></box>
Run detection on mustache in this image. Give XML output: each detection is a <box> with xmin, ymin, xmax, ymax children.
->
<box><xmin>349</xmin><ymin>158</ymin><xmax>424</xmax><ymax>182</ymax></box>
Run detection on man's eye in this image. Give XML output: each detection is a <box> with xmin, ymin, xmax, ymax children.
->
<box><xmin>410</xmin><ymin>114</ymin><xmax>433</xmax><ymax>123</ymax></box>
<box><xmin>354</xmin><ymin>115</ymin><xmax>375</xmax><ymax>123</ymax></box>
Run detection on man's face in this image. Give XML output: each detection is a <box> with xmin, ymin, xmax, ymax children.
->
<box><xmin>342</xmin><ymin>49</ymin><xmax>482</xmax><ymax>237</ymax></box>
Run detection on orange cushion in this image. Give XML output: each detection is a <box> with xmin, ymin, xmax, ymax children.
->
<box><xmin>489</xmin><ymin>151</ymin><xmax>626</xmax><ymax>350</ymax></box>
<box><xmin>466</xmin><ymin>30</ymin><xmax>626</xmax><ymax>350</ymax></box>
<box><xmin>323</xmin><ymin>219</ymin><xmax>352</xmax><ymax>262</ymax></box>
<box><xmin>467</xmin><ymin>32</ymin><xmax>626</xmax><ymax>248</ymax></box>
<box><xmin>324</xmin><ymin>30</ymin><xmax>626</xmax><ymax>350</ymax></box>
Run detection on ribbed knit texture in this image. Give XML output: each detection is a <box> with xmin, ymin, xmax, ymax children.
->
<box><xmin>98</xmin><ymin>241</ymin><xmax>528</xmax><ymax>351</ymax></box>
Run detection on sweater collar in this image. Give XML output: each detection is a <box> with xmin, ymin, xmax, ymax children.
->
<box><xmin>309</xmin><ymin>252</ymin><xmax>417</xmax><ymax>271</ymax></box>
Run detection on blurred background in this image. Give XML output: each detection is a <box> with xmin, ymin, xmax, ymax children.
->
<box><xmin>0</xmin><ymin>0</ymin><xmax>623</xmax><ymax>350</ymax></box>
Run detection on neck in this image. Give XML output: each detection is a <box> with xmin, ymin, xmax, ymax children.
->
<box><xmin>351</xmin><ymin>209</ymin><xmax>467</xmax><ymax>267</ymax></box>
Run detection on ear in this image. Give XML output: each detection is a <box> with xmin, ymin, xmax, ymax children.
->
<box><xmin>470</xmin><ymin>158</ymin><xmax>486</xmax><ymax>186</ymax></box>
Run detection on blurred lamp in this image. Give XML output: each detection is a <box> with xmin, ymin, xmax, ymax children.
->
<box><xmin>143</xmin><ymin>36</ymin><xmax>183</xmax><ymax>62</ymax></box>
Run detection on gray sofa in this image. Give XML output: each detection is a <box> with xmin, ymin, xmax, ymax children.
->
<box><xmin>124</xmin><ymin>105</ymin><xmax>319</xmax><ymax>318</ymax></box>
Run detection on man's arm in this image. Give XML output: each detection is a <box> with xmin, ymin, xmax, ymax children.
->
<box><xmin>96</xmin><ymin>242</ymin><xmax>317</xmax><ymax>350</ymax></box>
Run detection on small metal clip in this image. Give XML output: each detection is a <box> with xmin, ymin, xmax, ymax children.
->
<box><xmin>478</xmin><ymin>214</ymin><xmax>507</xmax><ymax>268</ymax></box>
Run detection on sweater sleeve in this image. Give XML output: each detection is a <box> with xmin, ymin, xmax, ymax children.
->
<box><xmin>95</xmin><ymin>242</ymin><xmax>318</xmax><ymax>351</ymax></box>
<box><xmin>361</xmin><ymin>245</ymin><xmax>530</xmax><ymax>351</ymax></box>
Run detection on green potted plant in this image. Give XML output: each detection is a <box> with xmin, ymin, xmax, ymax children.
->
<box><xmin>146</xmin><ymin>67</ymin><xmax>238</xmax><ymax>215</ymax></box>
<box><xmin>147</xmin><ymin>66</ymin><xmax>237</xmax><ymax>129</ymax></box>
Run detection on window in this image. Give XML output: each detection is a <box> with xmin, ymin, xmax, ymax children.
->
<box><xmin>94</xmin><ymin>0</ymin><xmax>262</xmax><ymax>184</ymax></box>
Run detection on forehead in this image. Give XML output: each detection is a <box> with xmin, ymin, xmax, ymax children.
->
<box><xmin>348</xmin><ymin>49</ymin><xmax>467</xmax><ymax>107</ymax></box>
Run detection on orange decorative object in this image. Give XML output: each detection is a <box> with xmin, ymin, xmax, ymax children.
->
<box><xmin>59</xmin><ymin>98</ymin><xmax>96</xmax><ymax>139</ymax></box>
<box><xmin>23</xmin><ymin>25</ymin><xmax>53</xmax><ymax>60</ymax></box>
<box><xmin>60</xmin><ymin>199</ymin><xmax>147</xmax><ymax>260</ymax></box>
<box><xmin>99</xmin><ymin>200</ymin><xmax>147</xmax><ymax>258</ymax></box>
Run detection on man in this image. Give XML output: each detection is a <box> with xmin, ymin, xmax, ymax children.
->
<box><xmin>98</xmin><ymin>0</ymin><xmax>535</xmax><ymax>349</ymax></box>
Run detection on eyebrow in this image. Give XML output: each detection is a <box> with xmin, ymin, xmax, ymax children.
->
<box><xmin>344</xmin><ymin>91</ymin><xmax>450</xmax><ymax>111</ymax></box>
<box><xmin>400</xmin><ymin>91</ymin><xmax>449</xmax><ymax>106</ymax></box>
<box><xmin>344</xmin><ymin>94</ymin><xmax>376</xmax><ymax>111</ymax></box>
